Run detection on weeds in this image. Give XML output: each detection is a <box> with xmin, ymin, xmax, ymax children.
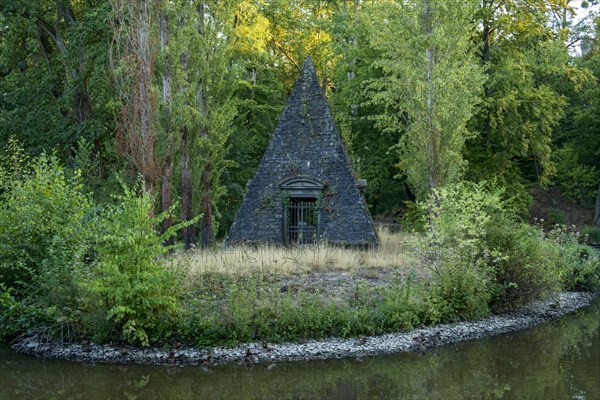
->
<box><xmin>182</xmin><ymin>226</ymin><xmax>422</xmax><ymax>277</ymax></box>
<box><xmin>179</xmin><ymin>272</ymin><xmax>428</xmax><ymax>347</ymax></box>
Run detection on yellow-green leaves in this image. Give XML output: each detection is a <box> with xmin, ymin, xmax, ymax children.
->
<box><xmin>366</xmin><ymin>0</ymin><xmax>484</xmax><ymax>200</ymax></box>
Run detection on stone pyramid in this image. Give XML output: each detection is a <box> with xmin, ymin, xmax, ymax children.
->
<box><xmin>225</xmin><ymin>57</ymin><xmax>379</xmax><ymax>247</ymax></box>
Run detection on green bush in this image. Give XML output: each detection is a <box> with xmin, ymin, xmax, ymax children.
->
<box><xmin>428</xmin><ymin>263</ymin><xmax>491</xmax><ymax>323</ymax></box>
<box><xmin>487</xmin><ymin>223</ymin><xmax>562</xmax><ymax>310</ymax></box>
<box><xmin>421</xmin><ymin>181</ymin><xmax>564</xmax><ymax>316</ymax></box>
<box><xmin>0</xmin><ymin>147</ymin><xmax>92</xmax><ymax>309</ymax></box>
<box><xmin>0</xmin><ymin>284</ymin><xmax>55</xmax><ymax>341</ymax></box>
<box><xmin>581</xmin><ymin>226</ymin><xmax>600</xmax><ymax>244</ymax></box>
<box><xmin>559</xmin><ymin>246</ymin><xmax>600</xmax><ymax>292</ymax></box>
<box><xmin>398</xmin><ymin>200</ymin><xmax>425</xmax><ymax>231</ymax></box>
<box><xmin>420</xmin><ymin>181</ymin><xmax>504</xmax><ymax>319</ymax></box>
<box><xmin>545</xmin><ymin>208</ymin><xmax>567</xmax><ymax>226</ymax></box>
<box><xmin>554</xmin><ymin>145</ymin><xmax>598</xmax><ymax>204</ymax></box>
<box><xmin>79</xmin><ymin>185</ymin><xmax>189</xmax><ymax>346</ymax></box>
<box><xmin>374</xmin><ymin>275</ymin><xmax>427</xmax><ymax>331</ymax></box>
<box><xmin>0</xmin><ymin>141</ymin><xmax>197</xmax><ymax>346</ymax></box>
<box><xmin>421</xmin><ymin>181</ymin><xmax>508</xmax><ymax>264</ymax></box>
<box><xmin>547</xmin><ymin>224</ymin><xmax>600</xmax><ymax>292</ymax></box>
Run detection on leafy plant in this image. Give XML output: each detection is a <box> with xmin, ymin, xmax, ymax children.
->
<box><xmin>80</xmin><ymin>184</ymin><xmax>194</xmax><ymax>346</ymax></box>
<box><xmin>420</xmin><ymin>181</ymin><xmax>564</xmax><ymax>316</ymax></box>
<box><xmin>554</xmin><ymin>145</ymin><xmax>599</xmax><ymax>204</ymax></box>
<box><xmin>0</xmin><ymin>284</ymin><xmax>54</xmax><ymax>341</ymax></box>
<box><xmin>547</xmin><ymin>224</ymin><xmax>600</xmax><ymax>292</ymax></box>
<box><xmin>428</xmin><ymin>262</ymin><xmax>491</xmax><ymax>323</ymax></box>
<box><xmin>487</xmin><ymin>223</ymin><xmax>562</xmax><ymax>310</ymax></box>
<box><xmin>419</xmin><ymin>181</ymin><xmax>503</xmax><ymax>320</ymax></box>
<box><xmin>0</xmin><ymin>146</ymin><xmax>93</xmax><ymax>309</ymax></box>
<box><xmin>581</xmin><ymin>226</ymin><xmax>600</xmax><ymax>244</ymax></box>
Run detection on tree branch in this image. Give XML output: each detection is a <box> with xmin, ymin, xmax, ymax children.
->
<box><xmin>274</xmin><ymin>42</ymin><xmax>301</xmax><ymax>72</ymax></box>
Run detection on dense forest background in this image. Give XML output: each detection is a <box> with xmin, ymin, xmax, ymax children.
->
<box><xmin>1</xmin><ymin>0</ymin><xmax>599</xmax><ymax>247</ymax></box>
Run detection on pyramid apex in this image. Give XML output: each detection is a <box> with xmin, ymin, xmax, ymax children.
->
<box><xmin>302</xmin><ymin>56</ymin><xmax>314</xmax><ymax>67</ymax></box>
<box><xmin>301</xmin><ymin>56</ymin><xmax>316</xmax><ymax>78</ymax></box>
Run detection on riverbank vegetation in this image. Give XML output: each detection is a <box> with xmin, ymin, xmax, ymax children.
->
<box><xmin>0</xmin><ymin>148</ymin><xmax>598</xmax><ymax>347</ymax></box>
<box><xmin>1</xmin><ymin>0</ymin><xmax>600</xmax><ymax>349</ymax></box>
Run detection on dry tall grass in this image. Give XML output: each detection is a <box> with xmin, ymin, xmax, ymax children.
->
<box><xmin>180</xmin><ymin>226</ymin><xmax>423</xmax><ymax>277</ymax></box>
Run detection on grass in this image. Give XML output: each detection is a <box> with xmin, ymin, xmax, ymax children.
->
<box><xmin>180</xmin><ymin>226</ymin><xmax>424</xmax><ymax>277</ymax></box>
<box><xmin>173</xmin><ymin>227</ymin><xmax>432</xmax><ymax>346</ymax></box>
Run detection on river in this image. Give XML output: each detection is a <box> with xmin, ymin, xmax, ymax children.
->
<box><xmin>1</xmin><ymin>298</ymin><xmax>598</xmax><ymax>400</ymax></box>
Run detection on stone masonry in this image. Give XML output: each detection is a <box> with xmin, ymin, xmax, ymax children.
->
<box><xmin>225</xmin><ymin>57</ymin><xmax>379</xmax><ymax>247</ymax></box>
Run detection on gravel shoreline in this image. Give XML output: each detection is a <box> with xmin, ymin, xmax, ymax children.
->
<box><xmin>12</xmin><ymin>291</ymin><xmax>597</xmax><ymax>366</ymax></box>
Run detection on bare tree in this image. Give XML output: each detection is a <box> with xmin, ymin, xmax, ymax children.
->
<box><xmin>160</xmin><ymin>10</ymin><xmax>175</xmax><ymax>245</ymax></box>
<box><xmin>111</xmin><ymin>0</ymin><xmax>161</xmax><ymax>192</ymax></box>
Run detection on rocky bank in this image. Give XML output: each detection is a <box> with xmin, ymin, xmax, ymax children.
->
<box><xmin>12</xmin><ymin>291</ymin><xmax>597</xmax><ymax>366</ymax></box>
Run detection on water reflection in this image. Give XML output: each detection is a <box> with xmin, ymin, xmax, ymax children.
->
<box><xmin>1</xmin><ymin>299</ymin><xmax>598</xmax><ymax>400</ymax></box>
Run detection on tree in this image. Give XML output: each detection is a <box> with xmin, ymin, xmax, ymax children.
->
<box><xmin>158</xmin><ymin>8</ymin><xmax>176</xmax><ymax>244</ymax></box>
<box><xmin>164</xmin><ymin>0</ymin><xmax>238</xmax><ymax>248</ymax></box>
<box><xmin>329</xmin><ymin>0</ymin><xmax>412</xmax><ymax>213</ymax></box>
<box><xmin>260</xmin><ymin>0</ymin><xmax>336</xmax><ymax>87</ymax></box>
<box><xmin>552</xmin><ymin>13</ymin><xmax>600</xmax><ymax>208</ymax></box>
<box><xmin>467</xmin><ymin>0</ymin><xmax>573</xmax><ymax>208</ymax></box>
<box><xmin>111</xmin><ymin>0</ymin><xmax>161</xmax><ymax>192</ymax></box>
<box><xmin>365</xmin><ymin>0</ymin><xmax>484</xmax><ymax>200</ymax></box>
<box><xmin>0</xmin><ymin>0</ymin><xmax>116</xmax><ymax>170</ymax></box>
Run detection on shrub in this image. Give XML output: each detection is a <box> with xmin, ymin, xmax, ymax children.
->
<box><xmin>554</xmin><ymin>145</ymin><xmax>598</xmax><ymax>204</ymax></box>
<box><xmin>421</xmin><ymin>181</ymin><xmax>564</xmax><ymax>315</ymax></box>
<box><xmin>79</xmin><ymin>185</ymin><xmax>191</xmax><ymax>346</ymax></box>
<box><xmin>0</xmin><ymin>147</ymin><xmax>92</xmax><ymax>309</ymax></box>
<box><xmin>428</xmin><ymin>262</ymin><xmax>491</xmax><ymax>323</ymax></box>
<box><xmin>487</xmin><ymin>223</ymin><xmax>562</xmax><ymax>310</ymax></box>
<box><xmin>548</xmin><ymin>224</ymin><xmax>600</xmax><ymax>292</ymax></box>
<box><xmin>0</xmin><ymin>284</ymin><xmax>55</xmax><ymax>341</ymax></box>
<box><xmin>581</xmin><ymin>226</ymin><xmax>600</xmax><ymax>244</ymax></box>
<box><xmin>420</xmin><ymin>181</ymin><xmax>504</xmax><ymax>319</ymax></box>
<box><xmin>374</xmin><ymin>274</ymin><xmax>427</xmax><ymax>331</ymax></box>
<box><xmin>545</xmin><ymin>208</ymin><xmax>566</xmax><ymax>226</ymax></box>
<box><xmin>421</xmin><ymin>181</ymin><xmax>508</xmax><ymax>263</ymax></box>
<box><xmin>398</xmin><ymin>200</ymin><xmax>425</xmax><ymax>231</ymax></box>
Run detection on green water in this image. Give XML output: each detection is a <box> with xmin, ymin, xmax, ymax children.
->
<box><xmin>1</xmin><ymin>300</ymin><xmax>598</xmax><ymax>400</ymax></box>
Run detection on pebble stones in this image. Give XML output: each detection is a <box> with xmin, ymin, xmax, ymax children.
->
<box><xmin>12</xmin><ymin>292</ymin><xmax>596</xmax><ymax>367</ymax></box>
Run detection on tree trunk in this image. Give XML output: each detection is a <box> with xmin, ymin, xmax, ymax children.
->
<box><xmin>347</xmin><ymin>0</ymin><xmax>358</xmax><ymax>81</ymax></box>
<box><xmin>481</xmin><ymin>2</ymin><xmax>492</xmax><ymax>147</ymax></box>
<box><xmin>160</xmin><ymin>11</ymin><xmax>174</xmax><ymax>246</ymax></box>
<box><xmin>196</xmin><ymin>1</ymin><xmax>214</xmax><ymax>248</ymax></box>
<box><xmin>594</xmin><ymin>181</ymin><xmax>600</xmax><ymax>227</ymax></box>
<box><xmin>182</xmin><ymin>127</ymin><xmax>195</xmax><ymax>249</ymax></box>
<box><xmin>111</xmin><ymin>0</ymin><xmax>158</xmax><ymax>193</ymax></box>
<box><xmin>160</xmin><ymin>12</ymin><xmax>172</xmax><ymax>104</ymax></box>
<box><xmin>38</xmin><ymin>1</ymin><xmax>95</xmax><ymax>130</ymax></box>
<box><xmin>162</xmin><ymin>156</ymin><xmax>174</xmax><ymax>246</ymax></box>
<box><xmin>200</xmin><ymin>166</ymin><xmax>214</xmax><ymax>248</ymax></box>
<box><xmin>138</xmin><ymin>0</ymin><xmax>154</xmax><ymax>192</ymax></box>
<box><xmin>425</xmin><ymin>0</ymin><xmax>438</xmax><ymax>192</ymax></box>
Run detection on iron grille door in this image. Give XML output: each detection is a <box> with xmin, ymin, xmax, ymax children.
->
<box><xmin>287</xmin><ymin>198</ymin><xmax>318</xmax><ymax>244</ymax></box>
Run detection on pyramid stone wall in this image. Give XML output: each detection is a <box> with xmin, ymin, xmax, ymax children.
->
<box><xmin>225</xmin><ymin>57</ymin><xmax>379</xmax><ymax>247</ymax></box>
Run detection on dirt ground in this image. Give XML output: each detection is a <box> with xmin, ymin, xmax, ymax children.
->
<box><xmin>529</xmin><ymin>186</ymin><xmax>595</xmax><ymax>229</ymax></box>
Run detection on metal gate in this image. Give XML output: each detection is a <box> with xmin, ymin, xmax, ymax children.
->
<box><xmin>287</xmin><ymin>198</ymin><xmax>319</xmax><ymax>244</ymax></box>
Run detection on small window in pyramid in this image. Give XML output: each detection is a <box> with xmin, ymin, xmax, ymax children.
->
<box><xmin>286</xmin><ymin>197</ymin><xmax>319</xmax><ymax>245</ymax></box>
